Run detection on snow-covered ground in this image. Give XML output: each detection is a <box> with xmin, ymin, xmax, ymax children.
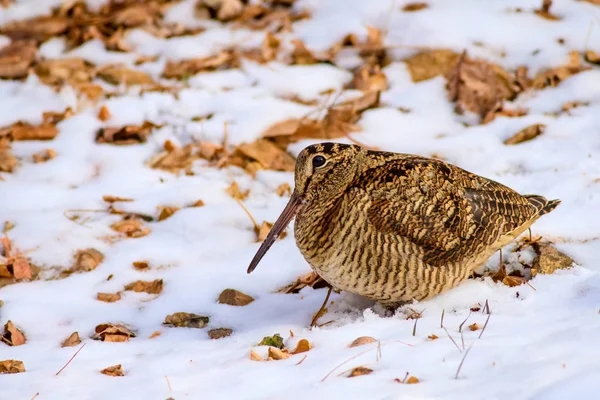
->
<box><xmin>1</xmin><ymin>0</ymin><xmax>600</xmax><ymax>399</ymax></box>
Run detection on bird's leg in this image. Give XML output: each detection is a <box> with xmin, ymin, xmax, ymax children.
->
<box><xmin>310</xmin><ymin>286</ymin><xmax>333</xmax><ymax>328</ymax></box>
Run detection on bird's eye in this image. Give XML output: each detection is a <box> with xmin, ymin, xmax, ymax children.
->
<box><xmin>312</xmin><ymin>155</ymin><xmax>326</xmax><ymax>168</ymax></box>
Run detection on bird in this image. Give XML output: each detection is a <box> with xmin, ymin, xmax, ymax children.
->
<box><xmin>247</xmin><ymin>142</ymin><xmax>560</xmax><ymax>313</ymax></box>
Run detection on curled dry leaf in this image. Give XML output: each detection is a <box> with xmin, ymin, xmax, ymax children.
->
<box><xmin>258</xmin><ymin>333</ymin><xmax>284</xmax><ymax>349</ymax></box>
<box><xmin>110</xmin><ymin>219</ymin><xmax>151</xmax><ymax>238</ymax></box>
<box><xmin>97</xmin><ymin>65</ymin><xmax>155</xmax><ymax>86</ymax></box>
<box><xmin>149</xmin><ymin>143</ymin><xmax>199</xmax><ymax>173</ymax></box>
<box><xmin>164</xmin><ymin>312</ymin><xmax>209</xmax><ymax>328</ymax></box>
<box><xmin>534</xmin><ymin>0</ymin><xmax>560</xmax><ymax>20</ymax></box>
<box><xmin>0</xmin><ymin>15</ymin><xmax>69</xmax><ymax>42</ymax></box>
<box><xmin>100</xmin><ymin>364</ymin><xmax>124</xmax><ymax>377</ymax></box>
<box><xmin>348</xmin><ymin>366</ymin><xmax>373</xmax><ymax>377</ymax></box>
<box><xmin>231</xmin><ymin>139</ymin><xmax>296</xmax><ymax>173</ymax></box>
<box><xmin>277</xmin><ymin>271</ymin><xmax>329</xmax><ymax>294</ymax></box>
<box><xmin>97</xmin><ymin>292</ymin><xmax>122</xmax><ymax>303</ymax></box>
<box><xmin>404</xmin><ymin>49</ymin><xmax>460</xmax><ymax>82</ymax></box>
<box><xmin>0</xmin><ymin>146</ymin><xmax>17</xmax><ymax>172</ymax></box>
<box><xmin>0</xmin><ymin>360</ymin><xmax>25</xmax><ymax>374</ymax></box>
<box><xmin>218</xmin><ymin>288</ymin><xmax>254</xmax><ymax>306</ymax></box>
<box><xmin>124</xmin><ymin>279</ymin><xmax>163</xmax><ymax>295</ymax></box>
<box><xmin>32</xmin><ymin>149</ymin><xmax>57</xmax><ymax>163</ymax></box>
<box><xmin>208</xmin><ymin>328</ymin><xmax>233</xmax><ymax>339</ymax></box>
<box><xmin>250</xmin><ymin>350</ymin><xmax>263</xmax><ymax>361</ymax></box>
<box><xmin>96</xmin><ymin>121</ymin><xmax>157</xmax><ymax>145</ymax></box>
<box><xmin>2</xmin><ymin>321</ymin><xmax>26</xmax><ymax>346</ymax></box>
<box><xmin>349</xmin><ymin>336</ymin><xmax>377</xmax><ymax>348</ymax></box>
<box><xmin>532</xmin><ymin>51</ymin><xmax>589</xmax><ymax>89</ymax></box>
<box><xmin>93</xmin><ymin>323</ymin><xmax>136</xmax><ymax>342</ymax></box>
<box><xmin>132</xmin><ymin>261</ymin><xmax>149</xmax><ymax>270</ymax></box>
<box><xmin>482</xmin><ymin>105</ymin><xmax>528</xmax><ymax>125</ymax></box>
<box><xmin>103</xmin><ymin>195</ymin><xmax>133</xmax><ymax>203</ymax></box>
<box><xmin>291</xmin><ymin>339</ymin><xmax>312</xmax><ymax>354</ymax></box>
<box><xmin>428</xmin><ymin>334</ymin><xmax>439</xmax><ymax>340</ymax></box>
<box><xmin>350</xmin><ymin>64</ymin><xmax>388</xmax><ymax>92</ymax></box>
<box><xmin>504</xmin><ymin>124</ymin><xmax>546</xmax><ymax>145</ymax></box>
<box><xmin>0</xmin><ymin>121</ymin><xmax>59</xmax><ymax>141</ymax></box>
<box><xmin>149</xmin><ymin>331</ymin><xmax>161</xmax><ymax>339</ymax></box>
<box><xmin>532</xmin><ymin>242</ymin><xmax>574</xmax><ymax>275</ymax></box>
<box><xmin>157</xmin><ymin>206</ymin><xmax>179</xmax><ymax>221</ymax></box>
<box><xmin>61</xmin><ymin>332</ymin><xmax>81</xmax><ymax>348</ymax></box>
<box><xmin>191</xmin><ymin>199</ymin><xmax>205</xmax><ymax>207</ymax></box>
<box><xmin>0</xmin><ymin>40</ymin><xmax>37</xmax><ymax>79</ymax></box>
<box><xmin>268</xmin><ymin>347</ymin><xmax>291</xmax><ymax>360</ymax></box>
<box><xmin>35</xmin><ymin>58</ymin><xmax>95</xmax><ymax>86</ymax></box>
<box><xmin>226</xmin><ymin>181</ymin><xmax>249</xmax><ymax>201</ymax></box>
<box><xmin>406</xmin><ymin>376</ymin><xmax>420</xmax><ymax>384</ymax></box>
<box><xmin>502</xmin><ymin>275</ymin><xmax>526</xmax><ymax>287</ymax></box>
<box><xmin>468</xmin><ymin>323</ymin><xmax>481</xmax><ymax>331</ymax></box>
<box><xmin>72</xmin><ymin>248</ymin><xmax>104</xmax><ymax>273</ymax></box>
<box><xmin>162</xmin><ymin>50</ymin><xmax>237</xmax><ymax>79</ymax></box>
<box><xmin>402</xmin><ymin>2</ymin><xmax>429</xmax><ymax>11</ymax></box>
<box><xmin>584</xmin><ymin>50</ymin><xmax>600</xmax><ymax>64</ymax></box>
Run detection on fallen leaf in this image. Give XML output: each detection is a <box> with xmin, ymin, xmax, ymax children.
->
<box><xmin>132</xmin><ymin>261</ymin><xmax>149</xmax><ymax>270</ymax></box>
<box><xmin>208</xmin><ymin>328</ymin><xmax>233</xmax><ymax>339</ymax></box>
<box><xmin>261</xmin><ymin>31</ymin><xmax>280</xmax><ymax>62</ymax></box>
<box><xmin>502</xmin><ymin>275</ymin><xmax>526</xmax><ymax>287</ymax></box>
<box><xmin>468</xmin><ymin>323</ymin><xmax>481</xmax><ymax>331</ymax></box>
<box><xmin>157</xmin><ymin>206</ymin><xmax>179</xmax><ymax>221</ymax></box>
<box><xmin>149</xmin><ymin>331</ymin><xmax>161</xmax><ymax>339</ymax></box>
<box><xmin>258</xmin><ymin>333</ymin><xmax>284</xmax><ymax>349</ymax></box>
<box><xmin>191</xmin><ymin>199</ymin><xmax>205</xmax><ymax>207</ymax></box>
<box><xmin>504</xmin><ymin>124</ymin><xmax>546</xmax><ymax>145</ymax></box>
<box><xmin>97</xmin><ymin>65</ymin><xmax>155</xmax><ymax>86</ymax></box>
<box><xmin>96</xmin><ymin>121</ymin><xmax>157</xmax><ymax>145</ymax></box>
<box><xmin>93</xmin><ymin>323</ymin><xmax>136</xmax><ymax>342</ymax></box>
<box><xmin>534</xmin><ymin>0</ymin><xmax>560</xmax><ymax>21</ymax></box>
<box><xmin>149</xmin><ymin>143</ymin><xmax>199</xmax><ymax>173</ymax></box>
<box><xmin>404</xmin><ymin>49</ymin><xmax>460</xmax><ymax>82</ymax></box>
<box><xmin>11</xmin><ymin>257</ymin><xmax>31</xmax><ymax>280</ymax></box>
<box><xmin>234</xmin><ymin>139</ymin><xmax>296</xmax><ymax>172</ymax></box>
<box><xmin>275</xmin><ymin>183</ymin><xmax>291</xmax><ymax>197</ymax></box>
<box><xmin>102</xmin><ymin>195</ymin><xmax>133</xmax><ymax>203</ymax></box>
<box><xmin>110</xmin><ymin>219</ymin><xmax>151</xmax><ymax>238</ymax></box>
<box><xmin>226</xmin><ymin>182</ymin><xmax>249</xmax><ymax>201</ymax></box>
<box><xmin>124</xmin><ymin>279</ymin><xmax>163</xmax><ymax>295</ymax></box>
<box><xmin>584</xmin><ymin>50</ymin><xmax>600</xmax><ymax>64</ymax></box>
<box><xmin>277</xmin><ymin>271</ymin><xmax>329</xmax><ymax>293</ymax></box>
<box><xmin>250</xmin><ymin>350</ymin><xmax>263</xmax><ymax>361</ymax></box>
<box><xmin>0</xmin><ymin>121</ymin><xmax>59</xmax><ymax>141</ymax></box>
<box><xmin>164</xmin><ymin>312</ymin><xmax>209</xmax><ymax>328</ymax></box>
<box><xmin>77</xmin><ymin>83</ymin><xmax>104</xmax><ymax>100</ymax></box>
<box><xmin>402</xmin><ymin>2</ymin><xmax>428</xmax><ymax>11</ymax></box>
<box><xmin>482</xmin><ymin>105</ymin><xmax>528</xmax><ymax>124</ymax></box>
<box><xmin>291</xmin><ymin>339</ymin><xmax>312</xmax><ymax>354</ymax></box>
<box><xmin>197</xmin><ymin>142</ymin><xmax>224</xmax><ymax>161</ymax></box>
<box><xmin>532</xmin><ymin>51</ymin><xmax>589</xmax><ymax>89</ymax></box>
<box><xmin>71</xmin><ymin>248</ymin><xmax>104</xmax><ymax>273</ymax></box>
<box><xmin>532</xmin><ymin>242</ymin><xmax>574</xmax><ymax>274</ymax></box>
<box><xmin>406</xmin><ymin>376</ymin><xmax>420</xmax><ymax>384</ymax></box>
<box><xmin>0</xmin><ymin>360</ymin><xmax>25</xmax><ymax>374</ymax></box>
<box><xmin>61</xmin><ymin>332</ymin><xmax>81</xmax><ymax>347</ymax></box>
<box><xmin>0</xmin><ymin>15</ymin><xmax>69</xmax><ymax>42</ymax></box>
<box><xmin>162</xmin><ymin>50</ymin><xmax>237</xmax><ymax>79</ymax></box>
<box><xmin>348</xmin><ymin>366</ymin><xmax>373</xmax><ymax>377</ymax></box>
<box><xmin>0</xmin><ymin>40</ymin><xmax>37</xmax><ymax>79</ymax></box>
<box><xmin>268</xmin><ymin>347</ymin><xmax>291</xmax><ymax>360</ymax></box>
<box><xmin>290</xmin><ymin>39</ymin><xmax>318</xmax><ymax>65</ymax></box>
<box><xmin>350</xmin><ymin>64</ymin><xmax>388</xmax><ymax>92</ymax></box>
<box><xmin>100</xmin><ymin>364</ymin><xmax>123</xmax><ymax>377</ymax></box>
<box><xmin>261</xmin><ymin>119</ymin><xmax>301</xmax><ymax>138</ymax></box>
<box><xmin>98</xmin><ymin>106</ymin><xmax>112</xmax><ymax>121</ymax></box>
<box><xmin>35</xmin><ymin>58</ymin><xmax>95</xmax><ymax>86</ymax></box>
<box><xmin>218</xmin><ymin>288</ymin><xmax>254</xmax><ymax>306</ymax></box>
<box><xmin>97</xmin><ymin>292</ymin><xmax>121</xmax><ymax>303</ymax></box>
<box><xmin>2</xmin><ymin>321</ymin><xmax>26</xmax><ymax>346</ymax></box>
<box><xmin>0</xmin><ymin>147</ymin><xmax>17</xmax><ymax>172</ymax></box>
<box><xmin>349</xmin><ymin>336</ymin><xmax>377</xmax><ymax>348</ymax></box>
<box><xmin>32</xmin><ymin>148</ymin><xmax>57</xmax><ymax>163</ymax></box>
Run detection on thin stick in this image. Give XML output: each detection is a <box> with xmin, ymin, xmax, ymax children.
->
<box><xmin>443</xmin><ymin>327</ymin><xmax>462</xmax><ymax>353</ymax></box>
<box><xmin>478</xmin><ymin>313</ymin><xmax>492</xmax><ymax>339</ymax></box>
<box><xmin>30</xmin><ymin>394</ymin><xmax>40</xmax><ymax>400</ymax></box>
<box><xmin>377</xmin><ymin>341</ymin><xmax>382</xmax><ymax>361</ymax></box>
<box><xmin>311</xmin><ymin>286</ymin><xmax>333</xmax><ymax>328</ymax></box>
<box><xmin>458</xmin><ymin>311</ymin><xmax>471</xmax><ymax>333</ymax></box>
<box><xmin>295</xmin><ymin>354</ymin><xmax>308</xmax><ymax>366</ymax></box>
<box><xmin>528</xmin><ymin>228</ymin><xmax>532</xmax><ymax>242</ymax></box>
<box><xmin>233</xmin><ymin>198</ymin><xmax>260</xmax><ymax>232</ymax></box>
<box><xmin>165</xmin><ymin>376</ymin><xmax>172</xmax><ymax>392</ymax></box>
<box><xmin>483</xmin><ymin>299</ymin><xmax>490</xmax><ymax>315</ymax></box>
<box><xmin>412</xmin><ymin>318</ymin><xmax>418</xmax><ymax>336</ymax></box>
<box><xmin>440</xmin><ymin>309</ymin><xmax>445</xmax><ymax>328</ymax></box>
<box><xmin>461</xmin><ymin>330</ymin><xmax>465</xmax><ymax>351</ymax></box>
<box><xmin>55</xmin><ymin>343</ymin><xmax>86</xmax><ymax>376</ymax></box>
<box><xmin>321</xmin><ymin>347</ymin><xmax>378</xmax><ymax>381</ymax></box>
<box><xmin>455</xmin><ymin>343</ymin><xmax>474</xmax><ymax>379</ymax></box>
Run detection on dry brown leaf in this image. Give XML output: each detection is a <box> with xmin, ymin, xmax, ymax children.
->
<box><xmin>404</xmin><ymin>49</ymin><xmax>460</xmax><ymax>82</ymax></box>
<box><xmin>349</xmin><ymin>336</ymin><xmax>377</xmax><ymax>348</ymax></box>
<box><xmin>110</xmin><ymin>219</ymin><xmax>151</xmax><ymax>238</ymax></box>
<box><xmin>164</xmin><ymin>312</ymin><xmax>209</xmax><ymax>328</ymax></box>
<box><xmin>208</xmin><ymin>328</ymin><xmax>233</xmax><ymax>339</ymax></box>
<box><xmin>97</xmin><ymin>65</ymin><xmax>155</xmax><ymax>86</ymax></box>
<box><xmin>133</xmin><ymin>261</ymin><xmax>150</xmax><ymax>270</ymax></box>
<box><xmin>234</xmin><ymin>139</ymin><xmax>296</xmax><ymax>172</ymax></box>
<box><xmin>149</xmin><ymin>331</ymin><xmax>161</xmax><ymax>339</ymax></box>
<box><xmin>0</xmin><ymin>40</ymin><xmax>37</xmax><ymax>79</ymax></box>
<box><xmin>35</xmin><ymin>58</ymin><xmax>95</xmax><ymax>86</ymax></box>
<box><xmin>0</xmin><ymin>147</ymin><xmax>17</xmax><ymax>172</ymax></box>
<box><xmin>291</xmin><ymin>339</ymin><xmax>312</xmax><ymax>354</ymax></box>
<box><xmin>261</xmin><ymin>119</ymin><xmax>301</xmax><ymax>138</ymax></box>
<box><xmin>218</xmin><ymin>288</ymin><xmax>254</xmax><ymax>306</ymax></box>
<box><xmin>447</xmin><ymin>52</ymin><xmax>520</xmax><ymax>119</ymax></box>
<box><xmin>103</xmin><ymin>195</ymin><xmax>133</xmax><ymax>203</ymax></box>
<box><xmin>98</xmin><ymin>106</ymin><xmax>112</xmax><ymax>122</ymax></box>
<box><xmin>350</xmin><ymin>64</ymin><xmax>388</xmax><ymax>92</ymax></box>
<box><xmin>256</xmin><ymin>221</ymin><xmax>287</xmax><ymax>242</ymax></box>
<box><xmin>532</xmin><ymin>242</ymin><xmax>574</xmax><ymax>274</ymax></box>
<box><xmin>428</xmin><ymin>334</ymin><xmax>439</xmax><ymax>340</ymax></box>
<box><xmin>406</xmin><ymin>376</ymin><xmax>420</xmax><ymax>384</ymax></box>
<box><xmin>402</xmin><ymin>2</ymin><xmax>428</xmax><ymax>11</ymax></box>
<box><xmin>291</xmin><ymin>39</ymin><xmax>318</xmax><ymax>65</ymax></box>
<box><xmin>468</xmin><ymin>323</ymin><xmax>481</xmax><ymax>331</ymax></box>
<box><xmin>532</xmin><ymin>51</ymin><xmax>589</xmax><ymax>89</ymax></box>
<box><xmin>275</xmin><ymin>183</ymin><xmax>291</xmax><ymax>197</ymax></box>
<box><xmin>77</xmin><ymin>83</ymin><xmax>104</xmax><ymax>101</ymax></box>
<box><xmin>97</xmin><ymin>292</ymin><xmax>122</xmax><ymax>303</ymax></box>
<box><xmin>482</xmin><ymin>105</ymin><xmax>528</xmax><ymax>125</ymax></box>
<box><xmin>348</xmin><ymin>366</ymin><xmax>373</xmax><ymax>377</ymax></box>
<box><xmin>72</xmin><ymin>248</ymin><xmax>104</xmax><ymax>273</ymax></box>
<box><xmin>504</xmin><ymin>124</ymin><xmax>546</xmax><ymax>145</ymax></box>
<box><xmin>584</xmin><ymin>50</ymin><xmax>600</xmax><ymax>64</ymax></box>
<box><xmin>32</xmin><ymin>148</ymin><xmax>57</xmax><ymax>163</ymax></box>
<box><xmin>163</xmin><ymin>50</ymin><xmax>237</xmax><ymax>79</ymax></box>
<box><xmin>191</xmin><ymin>199</ymin><xmax>205</xmax><ymax>207</ymax></box>
<box><xmin>124</xmin><ymin>279</ymin><xmax>163</xmax><ymax>295</ymax></box>
<box><xmin>2</xmin><ymin>321</ymin><xmax>25</xmax><ymax>346</ymax></box>
<box><xmin>101</xmin><ymin>364</ymin><xmax>124</xmax><ymax>377</ymax></box>
<box><xmin>262</xmin><ymin>32</ymin><xmax>280</xmax><ymax>62</ymax></box>
<box><xmin>149</xmin><ymin>143</ymin><xmax>199</xmax><ymax>173</ymax></box>
<box><xmin>268</xmin><ymin>347</ymin><xmax>291</xmax><ymax>360</ymax></box>
<box><xmin>0</xmin><ymin>121</ymin><xmax>59</xmax><ymax>141</ymax></box>
<box><xmin>198</xmin><ymin>142</ymin><xmax>224</xmax><ymax>161</ymax></box>
<box><xmin>277</xmin><ymin>271</ymin><xmax>329</xmax><ymax>293</ymax></box>
<box><xmin>502</xmin><ymin>275</ymin><xmax>526</xmax><ymax>287</ymax></box>
<box><xmin>534</xmin><ymin>0</ymin><xmax>560</xmax><ymax>21</ymax></box>
<box><xmin>250</xmin><ymin>350</ymin><xmax>263</xmax><ymax>361</ymax></box>
<box><xmin>11</xmin><ymin>257</ymin><xmax>31</xmax><ymax>280</ymax></box>
<box><xmin>0</xmin><ymin>15</ymin><xmax>69</xmax><ymax>42</ymax></box>
<box><xmin>157</xmin><ymin>206</ymin><xmax>179</xmax><ymax>221</ymax></box>
<box><xmin>61</xmin><ymin>332</ymin><xmax>81</xmax><ymax>348</ymax></box>
<box><xmin>0</xmin><ymin>360</ymin><xmax>25</xmax><ymax>374</ymax></box>
<box><xmin>226</xmin><ymin>181</ymin><xmax>249</xmax><ymax>201</ymax></box>
<box><xmin>96</xmin><ymin>121</ymin><xmax>157</xmax><ymax>145</ymax></box>
<box><xmin>93</xmin><ymin>323</ymin><xmax>136</xmax><ymax>342</ymax></box>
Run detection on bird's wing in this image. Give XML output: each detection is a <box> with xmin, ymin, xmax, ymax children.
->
<box><xmin>354</xmin><ymin>156</ymin><xmax>538</xmax><ymax>267</ymax></box>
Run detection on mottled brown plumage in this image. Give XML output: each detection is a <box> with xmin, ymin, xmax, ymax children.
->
<box><xmin>248</xmin><ymin>142</ymin><xmax>560</xmax><ymax>307</ymax></box>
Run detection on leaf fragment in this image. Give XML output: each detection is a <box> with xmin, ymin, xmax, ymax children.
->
<box><xmin>100</xmin><ymin>364</ymin><xmax>124</xmax><ymax>377</ymax></box>
<box><xmin>97</xmin><ymin>292</ymin><xmax>122</xmax><ymax>303</ymax></box>
<box><xmin>428</xmin><ymin>334</ymin><xmax>439</xmax><ymax>340</ymax></box>
<box><xmin>226</xmin><ymin>182</ymin><xmax>249</xmax><ymax>201</ymax></box>
<box><xmin>250</xmin><ymin>350</ymin><xmax>263</xmax><ymax>361</ymax></box>
<box><xmin>32</xmin><ymin>148</ymin><xmax>57</xmax><ymax>163</ymax></box>
<box><xmin>96</xmin><ymin>121</ymin><xmax>157</xmax><ymax>145</ymax></box>
<box><xmin>97</xmin><ymin>65</ymin><xmax>155</xmax><ymax>86</ymax></box>
<box><xmin>402</xmin><ymin>2</ymin><xmax>428</xmax><ymax>11</ymax></box>
<box><xmin>93</xmin><ymin>323</ymin><xmax>136</xmax><ymax>342</ymax></box>
<box><xmin>268</xmin><ymin>347</ymin><xmax>291</xmax><ymax>360</ymax></box>
<box><xmin>208</xmin><ymin>328</ymin><xmax>233</xmax><ymax>339</ymax></box>
<box><xmin>348</xmin><ymin>366</ymin><xmax>373</xmax><ymax>377</ymax></box>
<box><xmin>157</xmin><ymin>206</ymin><xmax>179</xmax><ymax>221</ymax></box>
<box><xmin>132</xmin><ymin>261</ymin><xmax>150</xmax><ymax>270</ymax></box>
<box><xmin>0</xmin><ymin>121</ymin><xmax>59</xmax><ymax>141</ymax></box>
<box><xmin>532</xmin><ymin>242</ymin><xmax>574</xmax><ymax>274</ymax></box>
<box><xmin>124</xmin><ymin>279</ymin><xmax>163</xmax><ymax>295</ymax></box>
<box><xmin>218</xmin><ymin>288</ymin><xmax>254</xmax><ymax>306</ymax></box>
<box><xmin>1</xmin><ymin>320</ymin><xmax>25</xmax><ymax>346</ymax></box>
<box><xmin>164</xmin><ymin>312</ymin><xmax>209</xmax><ymax>329</ymax></box>
<box><xmin>98</xmin><ymin>106</ymin><xmax>112</xmax><ymax>122</ymax></box>
<box><xmin>72</xmin><ymin>248</ymin><xmax>104</xmax><ymax>273</ymax></box>
<box><xmin>0</xmin><ymin>360</ymin><xmax>25</xmax><ymax>374</ymax></box>
<box><xmin>61</xmin><ymin>332</ymin><xmax>81</xmax><ymax>348</ymax></box>
<box><xmin>504</xmin><ymin>124</ymin><xmax>545</xmax><ymax>145</ymax></box>
<box><xmin>0</xmin><ymin>40</ymin><xmax>37</xmax><ymax>79</ymax></box>
<box><xmin>404</xmin><ymin>49</ymin><xmax>460</xmax><ymax>82</ymax></box>
<box><xmin>110</xmin><ymin>219</ymin><xmax>151</xmax><ymax>238</ymax></box>
<box><xmin>349</xmin><ymin>336</ymin><xmax>377</xmax><ymax>347</ymax></box>
<box><xmin>468</xmin><ymin>323</ymin><xmax>481</xmax><ymax>331</ymax></box>
<box><xmin>275</xmin><ymin>183</ymin><xmax>291</xmax><ymax>197</ymax></box>
<box><xmin>291</xmin><ymin>339</ymin><xmax>312</xmax><ymax>354</ymax></box>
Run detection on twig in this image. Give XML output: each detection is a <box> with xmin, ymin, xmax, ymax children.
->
<box><xmin>454</xmin><ymin>343</ymin><xmax>474</xmax><ymax>379</ymax></box>
<box><xmin>440</xmin><ymin>308</ymin><xmax>445</xmax><ymax>328</ymax></box>
<box><xmin>336</xmin><ymin>363</ymin><xmax>378</xmax><ymax>377</ymax></box>
<box><xmin>165</xmin><ymin>376</ymin><xmax>172</xmax><ymax>392</ymax></box>
<box><xmin>233</xmin><ymin>198</ymin><xmax>259</xmax><ymax>232</ymax></box>
<box><xmin>295</xmin><ymin>354</ymin><xmax>308</xmax><ymax>366</ymax></box>
<box><xmin>478</xmin><ymin>313</ymin><xmax>492</xmax><ymax>339</ymax></box>
<box><xmin>30</xmin><ymin>394</ymin><xmax>40</xmax><ymax>400</ymax></box>
<box><xmin>412</xmin><ymin>317</ymin><xmax>418</xmax><ymax>336</ymax></box>
<box><xmin>321</xmin><ymin>347</ymin><xmax>378</xmax><ymax>382</ymax></box>
<box><xmin>461</xmin><ymin>330</ymin><xmax>465</xmax><ymax>351</ymax></box>
<box><xmin>458</xmin><ymin>311</ymin><xmax>471</xmax><ymax>333</ymax></box>
<box><xmin>483</xmin><ymin>299</ymin><xmax>491</xmax><ymax>315</ymax></box>
<box><xmin>443</xmin><ymin>327</ymin><xmax>462</xmax><ymax>353</ymax></box>
<box><xmin>399</xmin><ymin>371</ymin><xmax>409</xmax><ymax>384</ymax></box>
<box><xmin>55</xmin><ymin>343</ymin><xmax>86</xmax><ymax>376</ymax></box>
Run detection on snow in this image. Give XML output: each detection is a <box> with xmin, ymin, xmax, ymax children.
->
<box><xmin>1</xmin><ymin>1</ymin><xmax>600</xmax><ymax>399</ymax></box>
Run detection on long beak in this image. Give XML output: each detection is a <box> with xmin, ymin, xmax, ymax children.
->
<box><xmin>247</xmin><ymin>191</ymin><xmax>303</xmax><ymax>274</ymax></box>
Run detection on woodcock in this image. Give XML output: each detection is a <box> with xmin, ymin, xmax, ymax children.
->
<box><xmin>247</xmin><ymin>142</ymin><xmax>560</xmax><ymax>308</ymax></box>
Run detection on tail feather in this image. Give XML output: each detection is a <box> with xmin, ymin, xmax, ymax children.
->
<box><xmin>525</xmin><ymin>195</ymin><xmax>561</xmax><ymax>216</ymax></box>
